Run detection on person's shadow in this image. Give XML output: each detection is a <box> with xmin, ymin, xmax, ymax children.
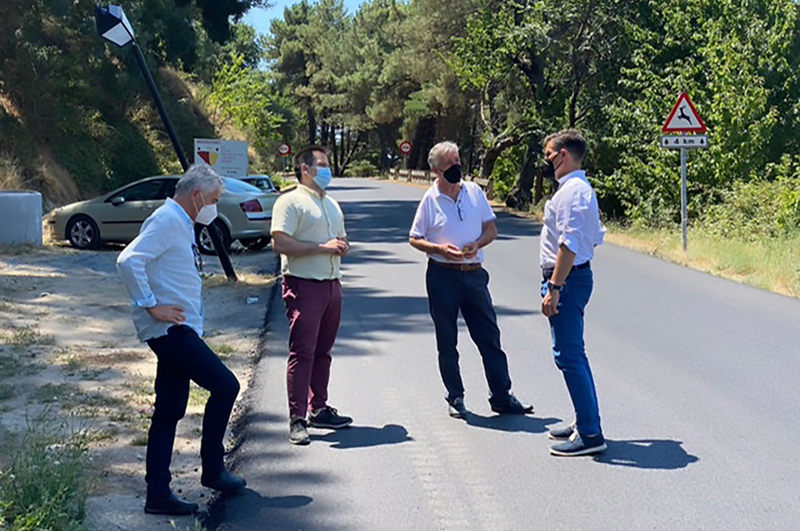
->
<box><xmin>207</xmin><ymin>488</ymin><xmax>313</xmax><ymax>526</ymax></box>
<box><xmin>466</xmin><ymin>413</ymin><xmax>561</xmax><ymax>434</ymax></box>
<box><xmin>310</xmin><ymin>424</ymin><xmax>413</xmax><ymax>449</ymax></box>
<box><xmin>593</xmin><ymin>439</ymin><xmax>699</xmax><ymax>470</ymax></box>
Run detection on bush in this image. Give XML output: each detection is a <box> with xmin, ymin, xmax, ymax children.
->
<box><xmin>490</xmin><ymin>144</ymin><xmax>526</xmax><ymax>201</ymax></box>
<box><xmin>0</xmin><ymin>412</ymin><xmax>90</xmax><ymax>531</ymax></box>
<box><xmin>344</xmin><ymin>160</ymin><xmax>379</xmax><ymax>177</ymax></box>
<box><xmin>702</xmin><ymin>172</ymin><xmax>800</xmax><ymax>241</ymax></box>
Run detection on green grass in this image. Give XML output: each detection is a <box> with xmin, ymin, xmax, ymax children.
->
<box><xmin>0</xmin><ymin>411</ymin><xmax>90</xmax><ymax>531</ymax></box>
<box><xmin>130</xmin><ymin>433</ymin><xmax>148</xmax><ymax>447</ymax></box>
<box><xmin>0</xmin><ymin>355</ymin><xmax>44</xmax><ymax>378</ymax></box>
<box><xmin>606</xmin><ymin>225</ymin><xmax>800</xmax><ymax>297</ymax></box>
<box><xmin>30</xmin><ymin>383</ymin><xmax>82</xmax><ymax>405</ymax></box>
<box><xmin>4</xmin><ymin>325</ymin><xmax>56</xmax><ymax>347</ymax></box>
<box><xmin>188</xmin><ymin>384</ymin><xmax>210</xmax><ymax>407</ymax></box>
<box><xmin>211</xmin><ymin>343</ymin><xmax>235</xmax><ymax>359</ymax></box>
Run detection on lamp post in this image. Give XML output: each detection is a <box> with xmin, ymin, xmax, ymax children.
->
<box><xmin>95</xmin><ymin>5</ymin><xmax>236</xmax><ymax>280</ymax></box>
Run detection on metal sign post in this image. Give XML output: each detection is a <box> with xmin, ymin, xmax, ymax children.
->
<box><xmin>95</xmin><ymin>5</ymin><xmax>236</xmax><ymax>280</ymax></box>
<box><xmin>661</xmin><ymin>92</ymin><xmax>708</xmax><ymax>252</ymax></box>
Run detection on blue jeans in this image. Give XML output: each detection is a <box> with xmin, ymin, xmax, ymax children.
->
<box><xmin>542</xmin><ymin>267</ymin><xmax>601</xmax><ymax>435</ymax></box>
<box><xmin>426</xmin><ymin>263</ymin><xmax>513</xmax><ymax>405</ymax></box>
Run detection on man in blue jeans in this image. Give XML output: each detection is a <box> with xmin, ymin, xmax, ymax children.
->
<box><xmin>539</xmin><ymin>129</ymin><xmax>607</xmax><ymax>456</ymax></box>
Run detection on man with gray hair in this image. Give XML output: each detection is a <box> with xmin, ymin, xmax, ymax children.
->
<box><xmin>409</xmin><ymin>142</ymin><xmax>533</xmax><ymax>419</ymax></box>
<box><xmin>117</xmin><ymin>164</ymin><xmax>245</xmax><ymax>515</ymax></box>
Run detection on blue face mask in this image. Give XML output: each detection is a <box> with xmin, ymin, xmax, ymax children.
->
<box><xmin>313</xmin><ymin>166</ymin><xmax>332</xmax><ymax>190</ymax></box>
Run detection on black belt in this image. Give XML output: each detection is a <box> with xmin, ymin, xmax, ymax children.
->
<box><xmin>542</xmin><ymin>261</ymin><xmax>590</xmax><ymax>277</ymax></box>
<box><xmin>428</xmin><ymin>259</ymin><xmax>482</xmax><ymax>271</ymax></box>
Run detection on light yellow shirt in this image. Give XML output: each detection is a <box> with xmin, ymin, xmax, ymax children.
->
<box><xmin>271</xmin><ymin>184</ymin><xmax>347</xmax><ymax>280</ymax></box>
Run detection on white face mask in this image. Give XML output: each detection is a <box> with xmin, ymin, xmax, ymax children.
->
<box><xmin>195</xmin><ymin>191</ymin><xmax>218</xmax><ymax>226</ymax></box>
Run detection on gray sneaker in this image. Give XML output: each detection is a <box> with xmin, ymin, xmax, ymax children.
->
<box><xmin>448</xmin><ymin>397</ymin><xmax>468</xmax><ymax>419</ymax></box>
<box><xmin>548</xmin><ymin>421</ymin><xmax>576</xmax><ymax>440</ymax></box>
<box><xmin>289</xmin><ymin>418</ymin><xmax>310</xmax><ymax>445</ymax></box>
<box><xmin>550</xmin><ymin>431</ymin><xmax>607</xmax><ymax>457</ymax></box>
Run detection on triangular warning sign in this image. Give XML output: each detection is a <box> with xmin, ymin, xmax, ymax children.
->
<box><xmin>662</xmin><ymin>92</ymin><xmax>707</xmax><ymax>133</ymax></box>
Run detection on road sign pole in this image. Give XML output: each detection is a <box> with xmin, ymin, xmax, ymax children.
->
<box><xmin>681</xmin><ymin>147</ymin><xmax>688</xmax><ymax>251</ymax></box>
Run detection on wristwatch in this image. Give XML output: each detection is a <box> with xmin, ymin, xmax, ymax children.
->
<box><xmin>547</xmin><ymin>281</ymin><xmax>563</xmax><ymax>292</ymax></box>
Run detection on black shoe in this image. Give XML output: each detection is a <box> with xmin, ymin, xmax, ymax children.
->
<box><xmin>548</xmin><ymin>422</ymin><xmax>576</xmax><ymax>440</ymax></box>
<box><xmin>308</xmin><ymin>406</ymin><xmax>353</xmax><ymax>429</ymax></box>
<box><xmin>144</xmin><ymin>493</ymin><xmax>199</xmax><ymax>515</ymax></box>
<box><xmin>490</xmin><ymin>393</ymin><xmax>534</xmax><ymax>415</ymax></box>
<box><xmin>447</xmin><ymin>397</ymin><xmax>468</xmax><ymax>419</ymax></box>
<box><xmin>550</xmin><ymin>432</ymin><xmax>607</xmax><ymax>457</ymax></box>
<box><xmin>289</xmin><ymin>418</ymin><xmax>310</xmax><ymax>445</ymax></box>
<box><xmin>201</xmin><ymin>469</ymin><xmax>247</xmax><ymax>493</ymax></box>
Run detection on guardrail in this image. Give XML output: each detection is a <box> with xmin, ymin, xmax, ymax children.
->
<box><xmin>387</xmin><ymin>169</ymin><xmax>493</xmax><ymax>198</ymax></box>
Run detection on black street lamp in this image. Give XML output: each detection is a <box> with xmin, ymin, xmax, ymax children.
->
<box><xmin>95</xmin><ymin>5</ymin><xmax>236</xmax><ymax>280</ymax></box>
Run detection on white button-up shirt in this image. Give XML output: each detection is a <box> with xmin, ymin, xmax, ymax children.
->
<box><xmin>117</xmin><ymin>198</ymin><xmax>204</xmax><ymax>342</ymax></box>
<box><xmin>540</xmin><ymin>170</ymin><xmax>606</xmax><ymax>269</ymax></box>
<box><xmin>410</xmin><ymin>181</ymin><xmax>496</xmax><ymax>264</ymax></box>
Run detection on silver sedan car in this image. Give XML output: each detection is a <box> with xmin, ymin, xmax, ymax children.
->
<box><xmin>47</xmin><ymin>176</ymin><xmax>277</xmax><ymax>254</ymax></box>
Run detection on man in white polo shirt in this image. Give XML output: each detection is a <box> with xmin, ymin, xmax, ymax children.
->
<box><xmin>409</xmin><ymin>141</ymin><xmax>533</xmax><ymax>419</ymax></box>
<box><xmin>539</xmin><ymin>129</ymin><xmax>607</xmax><ymax>457</ymax></box>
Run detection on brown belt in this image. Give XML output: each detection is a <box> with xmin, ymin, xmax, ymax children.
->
<box><xmin>428</xmin><ymin>259</ymin><xmax>483</xmax><ymax>271</ymax></box>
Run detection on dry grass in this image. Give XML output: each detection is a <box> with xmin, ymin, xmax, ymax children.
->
<box><xmin>606</xmin><ymin>225</ymin><xmax>800</xmax><ymax>297</ymax></box>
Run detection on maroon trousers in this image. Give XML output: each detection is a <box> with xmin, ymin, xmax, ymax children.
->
<box><xmin>282</xmin><ymin>275</ymin><xmax>342</xmax><ymax>419</ymax></box>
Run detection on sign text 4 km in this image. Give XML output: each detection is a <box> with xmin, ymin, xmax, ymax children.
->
<box><xmin>660</xmin><ymin>92</ymin><xmax>708</xmax><ymax>251</ymax></box>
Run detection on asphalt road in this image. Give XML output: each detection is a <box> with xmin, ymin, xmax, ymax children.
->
<box><xmin>214</xmin><ymin>178</ymin><xmax>800</xmax><ymax>531</ymax></box>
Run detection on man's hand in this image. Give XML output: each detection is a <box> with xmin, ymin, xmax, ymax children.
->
<box><xmin>320</xmin><ymin>238</ymin><xmax>349</xmax><ymax>255</ymax></box>
<box><xmin>146</xmin><ymin>305</ymin><xmax>186</xmax><ymax>324</ymax></box>
<box><xmin>439</xmin><ymin>243</ymin><xmax>464</xmax><ymax>261</ymax></box>
<box><xmin>541</xmin><ymin>290</ymin><xmax>560</xmax><ymax>317</ymax></box>
<box><xmin>337</xmin><ymin>237</ymin><xmax>351</xmax><ymax>256</ymax></box>
<box><xmin>461</xmin><ymin>242</ymin><xmax>479</xmax><ymax>259</ymax></box>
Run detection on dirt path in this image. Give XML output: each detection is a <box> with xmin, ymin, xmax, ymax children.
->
<box><xmin>0</xmin><ymin>242</ymin><xmax>278</xmax><ymax>530</ymax></box>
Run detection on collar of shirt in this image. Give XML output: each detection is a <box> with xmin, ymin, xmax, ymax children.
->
<box><xmin>432</xmin><ymin>181</ymin><xmax>463</xmax><ymax>203</ymax></box>
<box><xmin>165</xmin><ymin>197</ymin><xmax>194</xmax><ymax>230</ymax></box>
<box><xmin>298</xmin><ymin>183</ymin><xmax>325</xmax><ymax>200</ymax></box>
<box><xmin>557</xmin><ymin>169</ymin><xmax>587</xmax><ymax>187</ymax></box>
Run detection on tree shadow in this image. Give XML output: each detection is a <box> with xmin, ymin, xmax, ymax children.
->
<box><xmin>465</xmin><ymin>413</ymin><xmax>561</xmax><ymax>434</ymax></box>
<box><xmin>493</xmin><ymin>211</ymin><xmax>542</xmax><ymax>240</ymax></box>
<box><xmin>310</xmin><ymin>424</ymin><xmax>412</xmax><ymax>449</ymax></box>
<box><xmin>593</xmin><ymin>439</ymin><xmax>699</xmax><ymax>470</ymax></box>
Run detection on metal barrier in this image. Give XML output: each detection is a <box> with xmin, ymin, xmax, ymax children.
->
<box><xmin>387</xmin><ymin>169</ymin><xmax>493</xmax><ymax>198</ymax></box>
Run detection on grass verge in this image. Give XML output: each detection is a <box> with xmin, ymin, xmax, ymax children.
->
<box><xmin>606</xmin><ymin>225</ymin><xmax>800</xmax><ymax>297</ymax></box>
<box><xmin>0</xmin><ymin>411</ymin><xmax>90</xmax><ymax>531</ymax></box>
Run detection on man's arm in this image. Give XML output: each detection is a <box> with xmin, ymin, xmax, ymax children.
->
<box><xmin>541</xmin><ymin>244</ymin><xmax>576</xmax><ymax>317</ymax></box>
<box><xmin>272</xmin><ymin>231</ymin><xmax>347</xmax><ymax>257</ymax></box>
<box><xmin>409</xmin><ymin>237</ymin><xmax>464</xmax><ymax>261</ymax></box>
<box><xmin>462</xmin><ymin>220</ymin><xmax>497</xmax><ymax>258</ymax></box>
<box><xmin>116</xmin><ymin>218</ymin><xmax>186</xmax><ymax>324</ymax></box>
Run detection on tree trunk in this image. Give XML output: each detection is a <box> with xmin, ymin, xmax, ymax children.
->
<box><xmin>332</xmin><ymin>124</ymin><xmax>339</xmax><ymax>176</ymax></box>
<box><xmin>320</xmin><ymin>122</ymin><xmax>329</xmax><ymax>147</ymax></box>
<box><xmin>505</xmin><ymin>136</ymin><xmax>541</xmax><ymax>210</ymax></box>
<box><xmin>307</xmin><ymin>105</ymin><xmax>316</xmax><ymax>145</ymax></box>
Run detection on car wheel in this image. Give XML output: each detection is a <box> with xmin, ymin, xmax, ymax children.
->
<box><xmin>66</xmin><ymin>215</ymin><xmax>101</xmax><ymax>250</ymax></box>
<box><xmin>240</xmin><ymin>236</ymin><xmax>271</xmax><ymax>251</ymax></box>
<box><xmin>195</xmin><ymin>220</ymin><xmax>232</xmax><ymax>256</ymax></box>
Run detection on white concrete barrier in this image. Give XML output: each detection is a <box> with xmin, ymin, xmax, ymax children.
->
<box><xmin>0</xmin><ymin>191</ymin><xmax>43</xmax><ymax>245</ymax></box>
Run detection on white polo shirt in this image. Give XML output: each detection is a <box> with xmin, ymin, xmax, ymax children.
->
<box><xmin>540</xmin><ymin>170</ymin><xmax>605</xmax><ymax>269</ymax></box>
<box><xmin>410</xmin><ymin>181</ymin><xmax>496</xmax><ymax>264</ymax></box>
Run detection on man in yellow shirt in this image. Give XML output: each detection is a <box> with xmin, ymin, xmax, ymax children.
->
<box><xmin>271</xmin><ymin>145</ymin><xmax>352</xmax><ymax>445</ymax></box>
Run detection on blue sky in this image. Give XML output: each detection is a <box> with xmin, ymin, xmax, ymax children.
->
<box><xmin>244</xmin><ymin>0</ymin><xmax>366</xmax><ymax>36</ymax></box>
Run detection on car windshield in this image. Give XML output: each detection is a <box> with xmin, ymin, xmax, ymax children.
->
<box><xmin>224</xmin><ymin>178</ymin><xmax>262</xmax><ymax>194</ymax></box>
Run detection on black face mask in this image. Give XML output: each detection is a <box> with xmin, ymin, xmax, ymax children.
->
<box><xmin>540</xmin><ymin>158</ymin><xmax>556</xmax><ymax>180</ymax></box>
<box><xmin>443</xmin><ymin>164</ymin><xmax>462</xmax><ymax>184</ymax></box>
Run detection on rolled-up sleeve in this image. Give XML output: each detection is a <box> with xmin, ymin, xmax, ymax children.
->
<box><xmin>557</xmin><ymin>192</ymin><xmax>588</xmax><ymax>254</ymax></box>
<box><xmin>409</xmin><ymin>198</ymin><xmax>429</xmax><ymax>239</ymax></box>
<box><xmin>116</xmin><ymin>217</ymin><xmax>171</xmax><ymax>308</ymax></box>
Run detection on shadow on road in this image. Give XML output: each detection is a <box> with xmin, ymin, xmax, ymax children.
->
<box><xmin>494</xmin><ymin>210</ymin><xmax>542</xmax><ymax>240</ymax></box>
<box><xmin>310</xmin><ymin>424</ymin><xmax>412</xmax><ymax>449</ymax></box>
<box><xmin>210</xmin><ymin>488</ymin><xmax>313</xmax><ymax>527</ymax></box>
<box><xmin>593</xmin><ymin>439</ymin><xmax>699</xmax><ymax>470</ymax></box>
<box><xmin>465</xmin><ymin>413</ymin><xmax>561</xmax><ymax>434</ymax></box>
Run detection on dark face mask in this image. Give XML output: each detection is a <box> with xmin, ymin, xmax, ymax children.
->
<box><xmin>443</xmin><ymin>164</ymin><xmax>462</xmax><ymax>184</ymax></box>
<box><xmin>540</xmin><ymin>151</ymin><xmax>561</xmax><ymax>181</ymax></box>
